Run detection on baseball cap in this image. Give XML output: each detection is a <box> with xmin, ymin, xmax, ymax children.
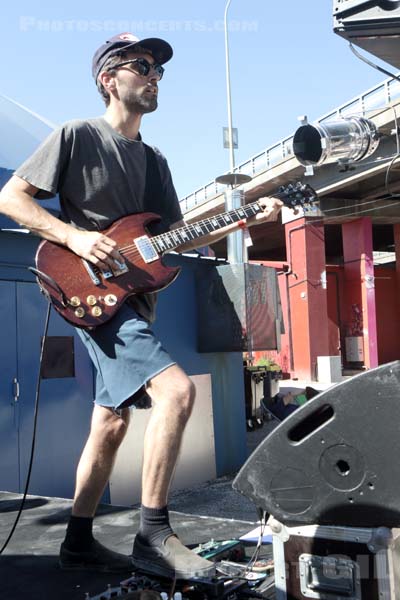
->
<box><xmin>92</xmin><ymin>32</ymin><xmax>173</xmax><ymax>81</ymax></box>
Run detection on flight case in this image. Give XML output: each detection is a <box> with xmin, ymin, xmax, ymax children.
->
<box><xmin>269</xmin><ymin>517</ymin><xmax>400</xmax><ymax>600</ymax></box>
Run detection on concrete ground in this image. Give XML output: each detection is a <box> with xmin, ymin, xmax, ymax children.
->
<box><xmin>0</xmin><ymin>491</ymin><xmax>256</xmax><ymax>600</ymax></box>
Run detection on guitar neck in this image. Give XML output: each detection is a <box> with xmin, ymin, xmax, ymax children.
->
<box><xmin>151</xmin><ymin>201</ymin><xmax>263</xmax><ymax>254</ymax></box>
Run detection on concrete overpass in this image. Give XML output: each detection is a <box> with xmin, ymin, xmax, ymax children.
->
<box><xmin>180</xmin><ymin>75</ymin><xmax>400</xmax><ymax>261</ymax></box>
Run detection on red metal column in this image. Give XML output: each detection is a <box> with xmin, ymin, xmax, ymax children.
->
<box><xmin>342</xmin><ymin>218</ymin><xmax>378</xmax><ymax>369</ymax></box>
<box><xmin>394</xmin><ymin>224</ymin><xmax>400</xmax><ymax>293</ymax></box>
<box><xmin>394</xmin><ymin>225</ymin><xmax>400</xmax><ymax>353</ymax></box>
<box><xmin>284</xmin><ymin>217</ymin><xmax>329</xmax><ymax>380</ymax></box>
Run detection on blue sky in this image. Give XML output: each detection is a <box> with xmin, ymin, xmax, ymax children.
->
<box><xmin>1</xmin><ymin>1</ymin><xmax>393</xmax><ymax>198</ymax></box>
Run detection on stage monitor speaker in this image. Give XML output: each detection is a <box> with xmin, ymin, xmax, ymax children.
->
<box><xmin>333</xmin><ymin>0</ymin><xmax>400</xmax><ymax>69</ymax></box>
<box><xmin>233</xmin><ymin>361</ymin><xmax>400</xmax><ymax>527</ymax></box>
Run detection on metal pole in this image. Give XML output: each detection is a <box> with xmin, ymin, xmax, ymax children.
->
<box><xmin>224</xmin><ymin>187</ymin><xmax>245</xmax><ymax>264</ymax></box>
<box><xmin>224</xmin><ymin>0</ymin><xmax>235</xmax><ymax>172</ymax></box>
<box><xmin>223</xmin><ymin>0</ymin><xmax>247</xmax><ymax>263</ymax></box>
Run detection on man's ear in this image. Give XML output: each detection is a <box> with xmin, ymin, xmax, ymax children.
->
<box><xmin>99</xmin><ymin>70</ymin><xmax>116</xmax><ymax>92</ymax></box>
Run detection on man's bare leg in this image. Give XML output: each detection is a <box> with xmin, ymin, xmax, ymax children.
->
<box><xmin>132</xmin><ymin>363</ymin><xmax>215</xmax><ymax>578</ymax></box>
<box><xmin>60</xmin><ymin>405</ymin><xmax>132</xmax><ymax>572</ymax></box>
<box><xmin>72</xmin><ymin>405</ymin><xmax>130</xmax><ymax>516</ymax></box>
<box><xmin>142</xmin><ymin>364</ymin><xmax>195</xmax><ymax>508</ymax></box>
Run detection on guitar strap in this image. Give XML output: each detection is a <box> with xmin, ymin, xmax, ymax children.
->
<box><xmin>143</xmin><ymin>143</ymin><xmax>168</xmax><ymax>235</ymax></box>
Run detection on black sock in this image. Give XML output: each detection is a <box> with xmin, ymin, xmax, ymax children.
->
<box><xmin>138</xmin><ymin>505</ymin><xmax>174</xmax><ymax>546</ymax></box>
<box><xmin>63</xmin><ymin>515</ymin><xmax>95</xmax><ymax>552</ymax></box>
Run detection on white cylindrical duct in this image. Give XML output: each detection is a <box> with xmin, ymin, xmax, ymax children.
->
<box><xmin>293</xmin><ymin>116</ymin><xmax>380</xmax><ymax>167</ymax></box>
<box><xmin>225</xmin><ymin>188</ymin><xmax>246</xmax><ymax>264</ymax></box>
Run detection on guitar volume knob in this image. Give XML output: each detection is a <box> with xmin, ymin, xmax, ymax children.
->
<box><xmin>74</xmin><ymin>307</ymin><xmax>85</xmax><ymax>318</ymax></box>
<box><xmin>70</xmin><ymin>296</ymin><xmax>81</xmax><ymax>307</ymax></box>
<box><xmin>91</xmin><ymin>306</ymin><xmax>103</xmax><ymax>317</ymax></box>
<box><xmin>86</xmin><ymin>295</ymin><xmax>97</xmax><ymax>306</ymax></box>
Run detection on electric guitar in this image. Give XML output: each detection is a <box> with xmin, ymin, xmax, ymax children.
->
<box><xmin>33</xmin><ymin>182</ymin><xmax>317</xmax><ymax>329</ymax></box>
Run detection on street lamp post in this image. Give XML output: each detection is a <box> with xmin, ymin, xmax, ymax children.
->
<box><xmin>220</xmin><ymin>0</ymin><xmax>252</xmax><ymax>264</ymax></box>
<box><xmin>218</xmin><ymin>1</ymin><xmax>256</xmax><ymax>363</ymax></box>
<box><xmin>224</xmin><ymin>0</ymin><xmax>235</xmax><ymax>172</ymax></box>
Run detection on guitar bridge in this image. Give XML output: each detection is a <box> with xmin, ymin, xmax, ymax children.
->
<box><xmin>100</xmin><ymin>261</ymin><xmax>129</xmax><ymax>279</ymax></box>
<box><xmin>111</xmin><ymin>261</ymin><xmax>129</xmax><ymax>277</ymax></box>
<box><xmin>81</xmin><ymin>259</ymin><xmax>101</xmax><ymax>286</ymax></box>
<box><xmin>82</xmin><ymin>259</ymin><xmax>128</xmax><ymax>284</ymax></box>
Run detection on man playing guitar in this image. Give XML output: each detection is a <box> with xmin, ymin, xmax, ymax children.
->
<box><xmin>0</xmin><ymin>32</ymin><xmax>282</xmax><ymax>578</ymax></box>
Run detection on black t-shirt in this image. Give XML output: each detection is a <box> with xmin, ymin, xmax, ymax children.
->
<box><xmin>15</xmin><ymin>117</ymin><xmax>183</xmax><ymax>322</ymax></box>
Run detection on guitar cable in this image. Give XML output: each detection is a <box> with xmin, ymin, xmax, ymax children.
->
<box><xmin>0</xmin><ymin>298</ymin><xmax>52</xmax><ymax>555</ymax></box>
<box><xmin>28</xmin><ymin>266</ymin><xmax>69</xmax><ymax>307</ymax></box>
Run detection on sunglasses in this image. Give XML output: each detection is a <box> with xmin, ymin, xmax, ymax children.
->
<box><xmin>109</xmin><ymin>58</ymin><xmax>165</xmax><ymax>80</ymax></box>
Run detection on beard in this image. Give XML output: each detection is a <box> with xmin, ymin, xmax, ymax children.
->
<box><xmin>122</xmin><ymin>87</ymin><xmax>158</xmax><ymax>114</ymax></box>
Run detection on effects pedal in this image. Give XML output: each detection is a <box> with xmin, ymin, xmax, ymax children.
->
<box><xmin>191</xmin><ymin>538</ymin><xmax>245</xmax><ymax>562</ymax></box>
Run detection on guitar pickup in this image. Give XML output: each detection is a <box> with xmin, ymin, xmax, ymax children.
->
<box><xmin>135</xmin><ymin>235</ymin><xmax>159</xmax><ymax>264</ymax></box>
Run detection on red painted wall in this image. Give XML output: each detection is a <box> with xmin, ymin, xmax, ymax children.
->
<box><xmin>252</xmin><ymin>262</ymin><xmax>400</xmax><ymax>377</ymax></box>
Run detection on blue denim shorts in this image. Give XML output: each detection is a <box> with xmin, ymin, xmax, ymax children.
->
<box><xmin>76</xmin><ymin>303</ymin><xmax>175</xmax><ymax>409</ymax></box>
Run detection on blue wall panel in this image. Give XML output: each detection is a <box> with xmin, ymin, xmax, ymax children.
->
<box><xmin>0</xmin><ymin>232</ymin><xmax>95</xmax><ymax>498</ymax></box>
<box><xmin>0</xmin><ymin>280</ymin><xmax>19</xmax><ymax>491</ymax></box>
<box><xmin>16</xmin><ymin>282</ymin><xmax>95</xmax><ymax>499</ymax></box>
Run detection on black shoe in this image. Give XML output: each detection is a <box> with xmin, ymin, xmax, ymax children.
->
<box><xmin>255</xmin><ymin>416</ymin><xmax>264</xmax><ymax>428</ymax></box>
<box><xmin>132</xmin><ymin>534</ymin><xmax>215</xmax><ymax>579</ymax></box>
<box><xmin>59</xmin><ymin>539</ymin><xmax>133</xmax><ymax>573</ymax></box>
<box><xmin>305</xmin><ymin>386</ymin><xmax>320</xmax><ymax>400</ymax></box>
<box><xmin>246</xmin><ymin>418</ymin><xmax>255</xmax><ymax>431</ymax></box>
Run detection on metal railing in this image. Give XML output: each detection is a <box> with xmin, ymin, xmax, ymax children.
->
<box><xmin>179</xmin><ymin>74</ymin><xmax>400</xmax><ymax>214</ymax></box>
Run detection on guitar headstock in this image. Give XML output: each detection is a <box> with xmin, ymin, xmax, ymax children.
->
<box><xmin>275</xmin><ymin>182</ymin><xmax>318</xmax><ymax>209</ymax></box>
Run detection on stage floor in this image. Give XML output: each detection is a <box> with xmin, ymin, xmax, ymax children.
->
<box><xmin>0</xmin><ymin>491</ymin><xmax>261</xmax><ymax>600</ymax></box>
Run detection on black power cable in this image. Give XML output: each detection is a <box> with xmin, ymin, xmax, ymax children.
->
<box><xmin>349</xmin><ymin>42</ymin><xmax>400</xmax><ymax>83</ymax></box>
<box><xmin>348</xmin><ymin>43</ymin><xmax>400</xmax><ymax>198</ymax></box>
<box><xmin>0</xmin><ymin>299</ymin><xmax>52</xmax><ymax>555</ymax></box>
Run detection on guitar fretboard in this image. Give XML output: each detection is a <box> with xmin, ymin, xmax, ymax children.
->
<box><xmin>151</xmin><ymin>201</ymin><xmax>262</xmax><ymax>254</ymax></box>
